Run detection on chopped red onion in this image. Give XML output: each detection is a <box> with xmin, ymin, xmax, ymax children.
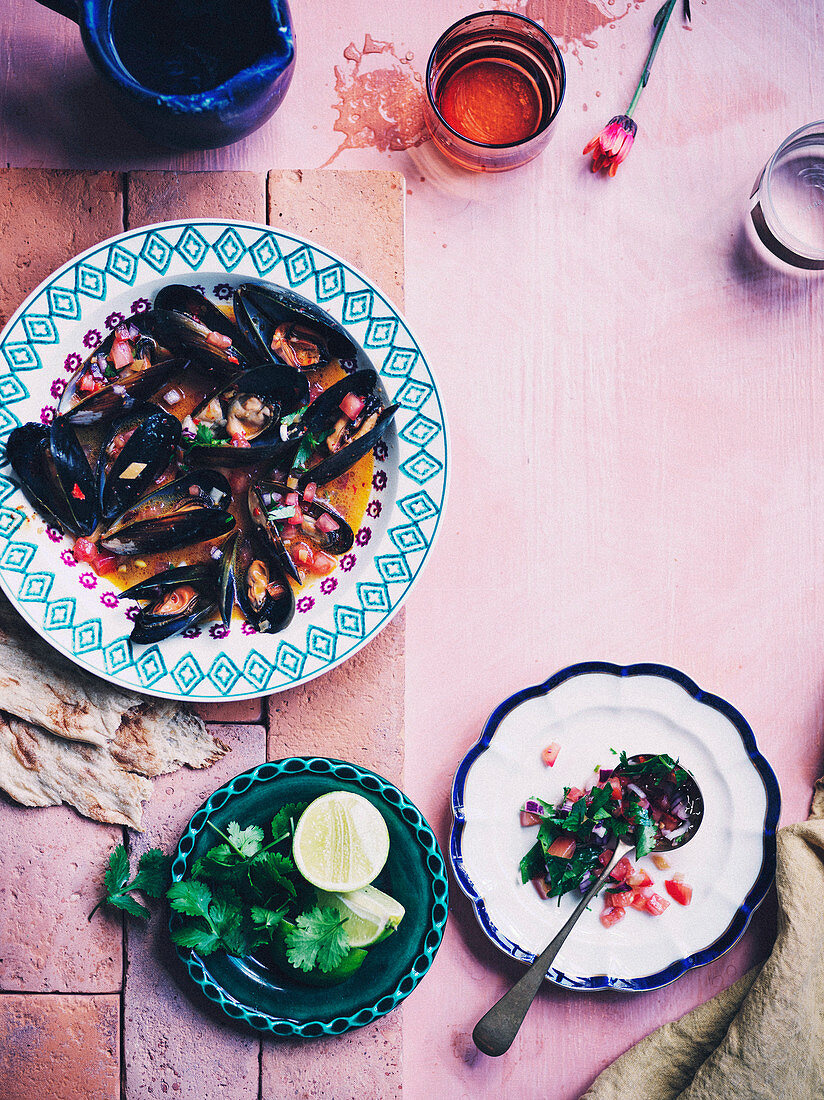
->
<box><xmin>522</xmin><ymin>799</ymin><xmax>546</xmax><ymax>817</ymax></box>
<box><xmin>627</xmin><ymin>782</ymin><xmax>647</xmax><ymax>801</ymax></box>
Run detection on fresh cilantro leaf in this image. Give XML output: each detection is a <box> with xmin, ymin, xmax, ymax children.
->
<box><xmin>285</xmin><ymin>906</ymin><xmax>351</xmax><ymax>973</ymax></box>
<box><xmin>167</xmin><ymin>879</ymin><xmax>213</xmax><ymax>919</ymax></box>
<box><xmin>91</xmin><ymin>844</ymin><xmax>167</xmax><ymax>922</ymax></box>
<box><xmin>250</xmin><ymin>851</ymin><xmax>298</xmax><ymax>900</ymax></box>
<box><xmin>191</xmin><ymin>422</ymin><xmax>217</xmax><ymax>447</ymax></box>
<box><xmin>226</xmin><ymin>822</ymin><xmax>265</xmax><ymax>858</ymax></box>
<box><xmin>104</xmin><ymin>845</ymin><xmax>130</xmax><ymax>896</ymax></box>
<box><xmin>171</xmin><ymin>926</ymin><xmax>222</xmax><ymax>955</ymax></box>
<box><xmin>197</xmin><ymin>843</ymin><xmax>235</xmax><ymax>867</ymax></box>
<box><xmin>519</xmin><ymin>841</ymin><xmax>546</xmax><ymax>884</ymax></box>
<box><xmin>130</xmin><ymin>849</ymin><xmax>168</xmax><ymax>898</ymax></box>
<box><xmin>107</xmin><ymin>893</ymin><xmax>151</xmax><ymax>920</ymax></box>
<box><xmin>271</xmin><ymin>802</ymin><xmax>308</xmax><ymax>843</ymax></box>
<box><xmin>251</xmin><ymin>905</ymin><xmax>287</xmax><ymax>929</ymax></box>
<box><xmin>633</xmin><ymin>807</ymin><xmax>657</xmax><ymax>859</ymax></box>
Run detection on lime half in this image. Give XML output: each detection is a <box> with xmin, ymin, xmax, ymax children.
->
<box><xmin>316</xmin><ymin>884</ymin><xmax>406</xmax><ymax>948</ymax></box>
<box><xmin>292</xmin><ymin>791</ymin><xmax>390</xmax><ymax>892</ymax></box>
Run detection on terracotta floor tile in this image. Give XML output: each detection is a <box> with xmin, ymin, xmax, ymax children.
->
<box><xmin>0</xmin><ymin>799</ymin><xmax>122</xmax><ymax>992</ymax></box>
<box><xmin>0</xmin><ymin>993</ymin><xmax>119</xmax><ymax>1100</ymax></box>
<box><xmin>267</xmin><ymin>610</ymin><xmax>405</xmax><ymax>784</ymax></box>
<box><xmin>123</xmin><ymin>724</ymin><xmax>265</xmax><ymax>1099</ymax></box>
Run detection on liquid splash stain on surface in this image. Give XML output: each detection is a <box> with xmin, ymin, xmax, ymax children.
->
<box><xmin>323</xmin><ymin>34</ymin><xmax>428</xmax><ymax>165</ymax></box>
<box><xmin>504</xmin><ymin>0</ymin><xmax>645</xmax><ymax>59</ymax></box>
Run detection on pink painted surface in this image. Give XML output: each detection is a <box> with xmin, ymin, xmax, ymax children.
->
<box><xmin>2</xmin><ymin>1</ymin><xmax>824</xmax><ymax>1097</ymax></box>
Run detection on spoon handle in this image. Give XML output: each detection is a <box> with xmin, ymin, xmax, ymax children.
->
<box><xmin>472</xmin><ymin>839</ymin><xmax>633</xmax><ymax>1057</ymax></box>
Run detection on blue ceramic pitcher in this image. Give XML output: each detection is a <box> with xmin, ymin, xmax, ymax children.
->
<box><xmin>36</xmin><ymin>0</ymin><xmax>295</xmax><ymax>149</ymax></box>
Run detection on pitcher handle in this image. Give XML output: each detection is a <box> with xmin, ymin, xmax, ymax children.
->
<box><xmin>34</xmin><ymin>0</ymin><xmax>79</xmax><ymax>22</ymax></box>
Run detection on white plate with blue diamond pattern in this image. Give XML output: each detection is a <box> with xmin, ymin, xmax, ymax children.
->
<box><xmin>0</xmin><ymin>220</ymin><xmax>447</xmax><ymax>701</ymax></box>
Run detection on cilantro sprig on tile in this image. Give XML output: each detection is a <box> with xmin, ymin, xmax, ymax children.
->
<box><xmin>89</xmin><ymin>845</ymin><xmax>169</xmax><ymax>921</ymax></box>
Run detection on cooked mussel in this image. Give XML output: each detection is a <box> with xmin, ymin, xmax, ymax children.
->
<box><xmin>182</xmin><ymin>366</ymin><xmax>310</xmax><ymax>466</ymax></box>
<box><xmin>49</xmin><ymin>417</ymin><xmax>99</xmax><ymax>535</ymax></box>
<box><xmin>255</xmin><ymin>480</ymin><xmax>354</xmax><ymax>556</ymax></box>
<box><xmin>120</xmin><ymin>563</ymin><xmax>219</xmax><ymax>644</ymax></box>
<box><xmin>100</xmin><ymin>470</ymin><xmax>234</xmax><ymax>556</ymax></box>
<box><xmin>5</xmin><ymin>420</ymin><xmax>98</xmax><ymax>535</ymax></box>
<box><xmin>232</xmin><ymin>530</ymin><xmax>295</xmax><ymax>634</ymax></box>
<box><xmin>233</xmin><ymin>283</ymin><xmax>359</xmax><ymax>372</ymax></box>
<box><xmin>151</xmin><ymin>284</ymin><xmax>251</xmax><ymax>375</ymax></box>
<box><xmin>58</xmin><ymin>316</ymin><xmax>181</xmax><ymax>426</ymax></box>
<box><xmin>290</xmin><ymin>369</ymin><xmax>397</xmax><ymax>490</ymax></box>
<box><xmin>98</xmin><ymin>404</ymin><xmax>182</xmax><ymax>523</ymax></box>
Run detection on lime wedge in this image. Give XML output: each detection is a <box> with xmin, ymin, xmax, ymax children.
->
<box><xmin>316</xmin><ymin>884</ymin><xmax>406</xmax><ymax>948</ymax></box>
<box><xmin>292</xmin><ymin>791</ymin><xmax>390</xmax><ymax>892</ymax></box>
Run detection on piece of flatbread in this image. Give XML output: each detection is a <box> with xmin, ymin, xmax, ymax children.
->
<box><xmin>0</xmin><ymin>714</ymin><xmax>154</xmax><ymax>829</ymax></box>
<box><xmin>0</xmin><ymin>598</ymin><xmax>228</xmax><ymax>828</ymax></box>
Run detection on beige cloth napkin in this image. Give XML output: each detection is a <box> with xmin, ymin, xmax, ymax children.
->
<box><xmin>582</xmin><ymin>779</ymin><xmax>824</xmax><ymax>1100</ymax></box>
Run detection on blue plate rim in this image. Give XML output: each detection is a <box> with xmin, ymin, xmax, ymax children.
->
<box><xmin>450</xmin><ymin>660</ymin><xmax>781</xmax><ymax>992</ymax></box>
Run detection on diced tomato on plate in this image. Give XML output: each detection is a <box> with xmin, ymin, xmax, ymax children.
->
<box><xmin>665</xmin><ymin>879</ymin><xmax>693</xmax><ymax>906</ymax></box>
<box><xmin>644</xmin><ymin>892</ymin><xmax>670</xmax><ymax>916</ymax></box>
<box><xmin>600</xmin><ymin>907</ymin><xmax>625</xmax><ymax>929</ymax></box>
<box><xmin>626</xmin><ymin>869</ymin><xmax>653</xmax><ymax>889</ymax></box>
<box><xmin>610</xmin><ymin>856</ymin><xmax>634</xmax><ymax>883</ymax></box>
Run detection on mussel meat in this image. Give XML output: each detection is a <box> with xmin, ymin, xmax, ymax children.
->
<box><xmin>181</xmin><ymin>366</ymin><xmax>309</xmax><ymax>466</ymax></box>
<box><xmin>256</xmin><ymin>480</ymin><xmax>354</xmax><ymax>556</ymax></box>
<box><xmin>120</xmin><ymin>563</ymin><xmax>219</xmax><ymax>644</ymax></box>
<box><xmin>151</xmin><ymin>284</ymin><xmax>251</xmax><ymax>375</ymax></box>
<box><xmin>100</xmin><ymin>470</ymin><xmax>235</xmax><ymax>556</ymax></box>
<box><xmin>58</xmin><ymin>316</ymin><xmax>181</xmax><ymax>426</ymax></box>
<box><xmin>233</xmin><ymin>283</ymin><xmax>359</xmax><ymax>372</ymax></box>
<box><xmin>231</xmin><ymin>530</ymin><xmax>295</xmax><ymax>633</ymax></box>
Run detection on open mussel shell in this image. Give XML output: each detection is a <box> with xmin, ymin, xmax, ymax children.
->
<box><xmin>292</xmin><ymin>369</ymin><xmax>397</xmax><ymax>490</ymax></box>
<box><xmin>5</xmin><ymin>422</ymin><xmax>81</xmax><ymax>533</ymax></box>
<box><xmin>247</xmin><ymin>482</ymin><xmax>300</xmax><ymax>583</ymax></box>
<box><xmin>120</xmin><ymin>563</ymin><xmax>219</xmax><ymax>644</ymax></box>
<box><xmin>233</xmin><ymin>282</ymin><xmax>359</xmax><ymax>372</ymax></box>
<box><xmin>58</xmin><ymin>315</ymin><xmax>180</xmax><ymax>426</ymax></box>
<box><xmin>98</xmin><ymin>404</ymin><xmax>182</xmax><ymax>523</ymax></box>
<box><xmin>49</xmin><ymin>418</ymin><xmax>99</xmax><ymax>535</ymax></box>
<box><xmin>233</xmin><ymin>530</ymin><xmax>295</xmax><ymax>634</ymax></box>
<box><xmin>183</xmin><ymin>366</ymin><xmax>310</xmax><ymax>467</ymax></box>
<box><xmin>257</xmin><ymin>480</ymin><xmax>354</xmax><ymax>555</ymax></box>
<box><xmin>151</xmin><ymin>285</ymin><xmax>251</xmax><ymax>376</ymax></box>
<box><xmin>216</xmin><ymin>529</ymin><xmax>239</xmax><ymax>628</ymax></box>
<box><xmin>299</xmin><ymin>404</ymin><xmax>396</xmax><ymax>490</ymax></box>
<box><xmin>100</xmin><ymin>469</ymin><xmax>235</xmax><ymax>556</ymax></box>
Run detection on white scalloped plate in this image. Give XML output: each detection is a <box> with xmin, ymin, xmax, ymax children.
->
<box><xmin>451</xmin><ymin>663</ymin><xmax>780</xmax><ymax>991</ymax></box>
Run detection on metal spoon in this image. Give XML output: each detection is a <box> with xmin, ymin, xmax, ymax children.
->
<box><xmin>472</xmin><ymin>757</ymin><xmax>703</xmax><ymax>1057</ymax></box>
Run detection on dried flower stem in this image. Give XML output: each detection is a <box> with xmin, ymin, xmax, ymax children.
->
<box><xmin>626</xmin><ymin>0</ymin><xmax>686</xmax><ymax>120</ymax></box>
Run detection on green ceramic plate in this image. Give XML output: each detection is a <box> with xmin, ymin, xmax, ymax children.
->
<box><xmin>169</xmin><ymin>757</ymin><xmax>449</xmax><ymax>1036</ymax></box>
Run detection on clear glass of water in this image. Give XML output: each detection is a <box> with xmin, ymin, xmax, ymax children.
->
<box><xmin>748</xmin><ymin>121</ymin><xmax>824</xmax><ymax>274</ymax></box>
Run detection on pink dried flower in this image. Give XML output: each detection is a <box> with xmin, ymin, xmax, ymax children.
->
<box><xmin>583</xmin><ymin>1</ymin><xmax>687</xmax><ymax>178</ymax></box>
<box><xmin>584</xmin><ymin>116</ymin><xmax>637</xmax><ymax>177</ymax></box>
